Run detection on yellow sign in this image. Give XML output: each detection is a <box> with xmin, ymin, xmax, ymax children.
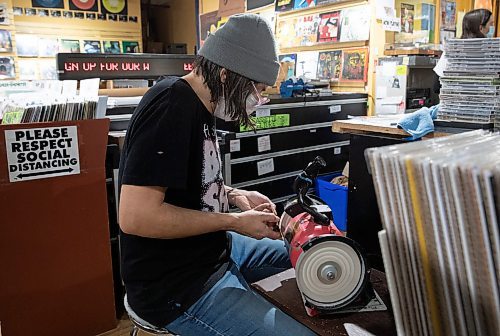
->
<box><xmin>396</xmin><ymin>65</ymin><xmax>407</xmax><ymax>76</ymax></box>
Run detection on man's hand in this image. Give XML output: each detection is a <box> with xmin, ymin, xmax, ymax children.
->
<box><xmin>231</xmin><ymin>204</ymin><xmax>280</xmax><ymax>240</ymax></box>
<box><xmin>227</xmin><ymin>188</ymin><xmax>277</xmax><ymax>214</ymax></box>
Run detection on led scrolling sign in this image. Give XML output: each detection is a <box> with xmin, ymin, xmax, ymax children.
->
<box><xmin>56</xmin><ymin>53</ymin><xmax>196</xmax><ymax>80</ymax></box>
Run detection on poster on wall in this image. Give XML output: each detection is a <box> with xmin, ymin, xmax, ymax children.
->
<box><xmin>400</xmin><ymin>3</ymin><xmax>414</xmax><ymax>34</ymax></box>
<box><xmin>83</xmin><ymin>40</ymin><xmax>102</xmax><ymax>53</ymax></box>
<box><xmin>199</xmin><ymin>11</ymin><xmax>219</xmax><ymax>45</ymax></box>
<box><xmin>317</xmin><ymin>11</ymin><xmax>340</xmax><ymax>43</ymax></box>
<box><xmin>103</xmin><ymin>41</ymin><xmax>121</xmax><ymax>53</ymax></box>
<box><xmin>70</xmin><ymin>0</ymin><xmax>98</xmax><ymax>11</ymax></box>
<box><xmin>0</xmin><ymin>30</ymin><xmax>12</xmax><ymax>52</ymax></box>
<box><xmin>60</xmin><ymin>39</ymin><xmax>81</xmax><ymax>52</ymax></box>
<box><xmin>16</xmin><ymin>34</ymin><xmax>40</xmax><ymax>57</ymax></box>
<box><xmin>421</xmin><ymin>3</ymin><xmax>435</xmax><ymax>31</ymax></box>
<box><xmin>13</xmin><ymin>7</ymin><xmax>23</xmax><ymax>16</ymax></box>
<box><xmin>340</xmin><ymin>5</ymin><xmax>370</xmax><ymax>42</ymax></box>
<box><xmin>31</xmin><ymin>0</ymin><xmax>64</xmax><ymax>9</ymax></box>
<box><xmin>247</xmin><ymin>0</ymin><xmax>274</xmax><ymax>10</ymax></box>
<box><xmin>18</xmin><ymin>60</ymin><xmax>38</xmax><ymax>80</ymax></box>
<box><xmin>0</xmin><ymin>57</ymin><xmax>15</xmax><ymax>79</ymax></box>
<box><xmin>0</xmin><ymin>3</ymin><xmax>9</xmax><ymax>25</ymax></box>
<box><xmin>317</xmin><ymin>50</ymin><xmax>341</xmax><ymax>80</ymax></box>
<box><xmin>294</xmin><ymin>0</ymin><xmax>316</xmax><ymax>10</ymax></box>
<box><xmin>441</xmin><ymin>0</ymin><xmax>456</xmax><ymax>31</ymax></box>
<box><xmin>101</xmin><ymin>0</ymin><xmax>127</xmax><ymax>15</ymax></box>
<box><xmin>218</xmin><ymin>0</ymin><xmax>244</xmax><ymax>18</ymax></box>
<box><xmin>39</xmin><ymin>37</ymin><xmax>59</xmax><ymax>57</ymax></box>
<box><xmin>295</xmin><ymin>14</ymin><xmax>320</xmax><ymax>46</ymax></box>
<box><xmin>39</xmin><ymin>60</ymin><xmax>57</xmax><ymax>79</ymax></box>
<box><xmin>122</xmin><ymin>41</ymin><xmax>139</xmax><ymax>53</ymax></box>
<box><xmin>341</xmin><ymin>48</ymin><xmax>368</xmax><ymax>82</ymax></box>
<box><xmin>275</xmin><ymin>0</ymin><xmax>294</xmax><ymax>12</ymax></box>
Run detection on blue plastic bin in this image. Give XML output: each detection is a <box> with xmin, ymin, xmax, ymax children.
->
<box><xmin>314</xmin><ymin>173</ymin><xmax>348</xmax><ymax>232</ymax></box>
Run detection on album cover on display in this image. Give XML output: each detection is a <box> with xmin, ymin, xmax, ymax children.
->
<box><xmin>16</xmin><ymin>34</ymin><xmax>39</xmax><ymax>57</ymax></box>
<box><xmin>75</xmin><ymin>12</ymin><xmax>84</xmax><ymax>19</ymax></box>
<box><xmin>294</xmin><ymin>0</ymin><xmax>316</xmax><ymax>10</ymax></box>
<box><xmin>86</xmin><ymin>12</ymin><xmax>96</xmax><ymax>19</ymax></box>
<box><xmin>401</xmin><ymin>3</ymin><xmax>414</xmax><ymax>34</ymax></box>
<box><xmin>25</xmin><ymin>8</ymin><xmax>37</xmax><ymax>16</ymax></box>
<box><xmin>103</xmin><ymin>40</ymin><xmax>121</xmax><ymax>53</ymax></box>
<box><xmin>51</xmin><ymin>10</ymin><xmax>61</xmax><ymax>17</ymax></box>
<box><xmin>275</xmin><ymin>0</ymin><xmax>294</xmax><ymax>12</ymax></box>
<box><xmin>63</xmin><ymin>11</ymin><xmax>73</xmax><ymax>18</ymax></box>
<box><xmin>13</xmin><ymin>7</ymin><xmax>23</xmax><ymax>16</ymax></box>
<box><xmin>199</xmin><ymin>11</ymin><xmax>219</xmax><ymax>45</ymax></box>
<box><xmin>60</xmin><ymin>39</ymin><xmax>81</xmax><ymax>53</ymax></box>
<box><xmin>441</xmin><ymin>0</ymin><xmax>456</xmax><ymax>31</ymax></box>
<box><xmin>119</xmin><ymin>14</ymin><xmax>127</xmax><ymax>22</ymax></box>
<box><xmin>276</xmin><ymin>17</ymin><xmax>298</xmax><ymax>49</ymax></box>
<box><xmin>122</xmin><ymin>41</ymin><xmax>139</xmax><ymax>53</ymax></box>
<box><xmin>0</xmin><ymin>4</ymin><xmax>9</xmax><ymax>25</ymax></box>
<box><xmin>108</xmin><ymin>14</ymin><xmax>117</xmax><ymax>21</ymax></box>
<box><xmin>247</xmin><ymin>0</ymin><xmax>274</xmax><ymax>10</ymax></box>
<box><xmin>101</xmin><ymin>0</ymin><xmax>127</xmax><ymax>15</ymax></box>
<box><xmin>83</xmin><ymin>40</ymin><xmax>101</xmax><ymax>53</ymax></box>
<box><xmin>0</xmin><ymin>57</ymin><xmax>15</xmax><ymax>79</ymax></box>
<box><xmin>129</xmin><ymin>16</ymin><xmax>137</xmax><ymax>22</ymax></box>
<box><xmin>38</xmin><ymin>9</ymin><xmax>49</xmax><ymax>17</ymax></box>
<box><xmin>31</xmin><ymin>0</ymin><xmax>64</xmax><ymax>9</ymax></box>
<box><xmin>317</xmin><ymin>50</ymin><xmax>341</xmax><ymax>80</ymax></box>
<box><xmin>0</xmin><ymin>30</ymin><xmax>12</xmax><ymax>52</ymax></box>
<box><xmin>98</xmin><ymin>13</ymin><xmax>106</xmax><ymax>20</ymax></box>
<box><xmin>70</xmin><ymin>0</ymin><xmax>98</xmax><ymax>12</ymax></box>
<box><xmin>295</xmin><ymin>14</ymin><xmax>320</xmax><ymax>46</ymax></box>
<box><xmin>39</xmin><ymin>37</ymin><xmax>59</xmax><ymax>57</ymax></box>
<box><xmin>339</xmin><ymin>5</ymin><xmax>370</xmax><ymax>42</ymax></box>
<box><xmin>341</xmin><ymin>48</ymin><xmax>368</xmax><ymax>82</ymax></box>
<box><xmin>317</xmin><ymin>11</ymin><xmax>340</xmax><ymax>43</ymax></box>
<box><xmin>39</xmin><ymin>60</ymin><xmax>58</xmax><ymax>80</ymax></box>
<box><xmin>18</xmin><ymin>60</ymin><xmax>38</xmax><ymax>80</ymax></box>
<box><xmin>279</xmin><ymin>54</ymin><xmax>297</xmax><ymax>78</ymax></box>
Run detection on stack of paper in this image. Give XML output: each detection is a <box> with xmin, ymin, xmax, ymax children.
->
<box><xmin>367</xmin><ymin>130</ymin><xmax>500</xmax><ymax>336</ymax></box>
<box><xmin>439</xmin><ymin>38</ymin><xmax>500</xmax><ymax>124</ymax></box>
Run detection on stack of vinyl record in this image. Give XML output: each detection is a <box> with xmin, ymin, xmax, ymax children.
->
<box><xmin>438</xmin><ymin>38</ymin><xmax>500</xmax><ymax>124</ymax></box>
<box><xmin>367</xmin><ymin>130</ymin><xmax>500</xmax><ymax>336</ymax></box>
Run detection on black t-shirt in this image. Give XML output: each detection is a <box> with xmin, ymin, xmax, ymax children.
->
<box><xmin>118</xmin><ymin>77</ymin><xmax>230</xmax><ymax>327</ymax></box>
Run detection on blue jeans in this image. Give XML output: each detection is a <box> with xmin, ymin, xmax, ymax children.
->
<box><xmin>165</xmin><ymin>232</ymin><xmax>316</xmax><ymax>336</ymax></box>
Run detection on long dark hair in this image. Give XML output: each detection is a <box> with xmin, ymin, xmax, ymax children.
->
<box><xmin>193</xmin><ymin>55</ymin><xmax>254</xmax><ymax>128</ymax></box>
<box><xmin>461</xmin><ymin>9</ymin><xmax>492</xmax><ymax>39</ymax></box>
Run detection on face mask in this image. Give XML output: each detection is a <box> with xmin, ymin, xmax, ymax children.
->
<box><xmin>486</xmin><ymin>26</ymin><xmax>495</xmax><ymax>38</ymax></box>
<box><xmin>246</xmin><ymin>82</ymin><xmax>270</xmax><ymax>114</ymax></box>
<box><xmin>213</xmin><ymin>97</ymin><xmax>234</xmax><ymax>121</ymax></box>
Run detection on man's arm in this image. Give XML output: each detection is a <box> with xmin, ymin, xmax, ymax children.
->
<box><xmin>119</xmin><ymin>184</ymin><xmax>280</xmax><ymax>240</ymax></box>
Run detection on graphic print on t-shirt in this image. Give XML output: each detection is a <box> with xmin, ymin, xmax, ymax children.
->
<box><xmin>201</xmin><ymin>123</ymin><xmax>228</xmax><ymax>213</ymax></box>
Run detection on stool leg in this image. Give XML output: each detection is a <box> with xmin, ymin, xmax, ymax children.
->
<box><xmin>130</xmin><ymin>325</ymin><xmax>139</xmax><ymax>336</ymax></box>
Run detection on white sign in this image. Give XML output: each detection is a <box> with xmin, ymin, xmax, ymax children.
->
<box><xmin>5</xmin><ymin>126</ymin><xmax>81</xmax><ymax>182</ymax></box>
<box><xmin>257</xmin><ymin>135</ymin><xmax>271</xmax><ymax>153</ymax></box>
<box><xmin>257</xmin><ymin>158</ymin><xmax>274</xmax><ymax>176</ymax></box>
<box><xmin>383</xmin><ymin>16</ymin><xmax>401</xmax><ymax>32</ymax></box>
<box><xmin>229</xmin><ymin>139</ymin><xmax>240</xmax><ymax>152</ymax></box>
<box><xmin>329</xmin><ymin>105</ymin><xmax>341</xmax><ymax>114</ymax></box>
<box><xmin>256</xmin><ymin>108</ymin><xmax>271</xmax><ymax>118</ymax></box>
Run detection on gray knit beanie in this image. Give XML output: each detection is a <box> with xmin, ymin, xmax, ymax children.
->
<box><xmin>198</xmin><ymin>13</ymin><xmax>279</xmax><ymax>86</ymax></box>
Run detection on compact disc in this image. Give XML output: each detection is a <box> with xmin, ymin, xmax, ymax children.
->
<box><xmin>71</xmin><ymin>0</ymin><xmax>96</xmax><ymax>10</ymax></box>
<box><xmin>102</xmin><ymin>0</ymin><xmax>126</xmax><ymax>13</ymax></box>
